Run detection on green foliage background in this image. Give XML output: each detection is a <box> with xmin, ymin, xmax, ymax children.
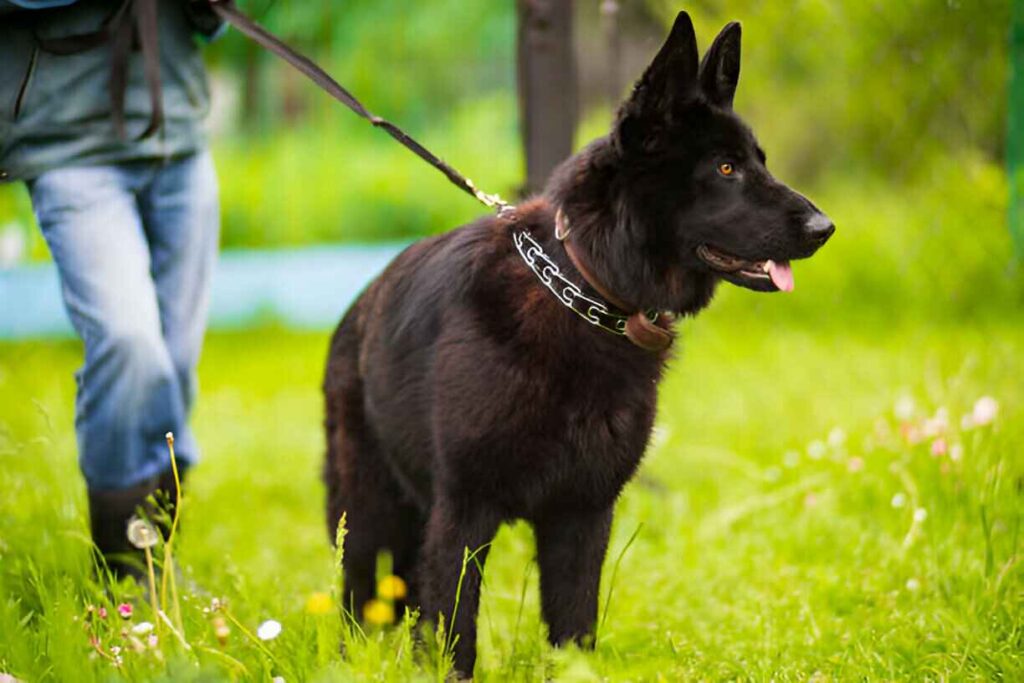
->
<box><xmin>1</xmin><ymin>0</ymin><xmax>1018</xmax><ymax>322</ymax></box>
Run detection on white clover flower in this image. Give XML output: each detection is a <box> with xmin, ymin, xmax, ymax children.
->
<box><xmin>949</xmin><ymin>443</ymin><xmax>964</xmax><ymax>461</ymax></box>
<box><xmin>972</xmin><ymin>396</ymin><xmax>998</xmax><ymax>426</ymax></box>
<box><xmin>894</xmin><ymin>395</ymin><xmax>916</xmax><ymax>421</ymax></box>
<box><xmin>257</xmin><ymin>619</ymin><xmax>282</xmax><ymax>641</ymax></box>
<box><xmin>807</xmin><ymin>440</ymin><xmax>827</xmax><ymax>460</ymax></box>
<box><xmin>922</xmin><ymin>415</ymin><xmax>947</xmax><ymax>438</ymax></box>
<box><xmin>891</xmin><ymin>493</ymin><xmax>907</xmax><ymax>509</ymax></box>
<box><xmin>905</xmin><ymin>578</ymin><xmax>920</xmax><ymax>591</ymax></box>
<box><xmin>131</xmin><ymin>621</ymin><xmax>155</xmax><ymax>635</ymax></box>
<box><xmin>913</xmin><ymin>508</ymin><xmax>927</xmax><ymax>523</ymax></box>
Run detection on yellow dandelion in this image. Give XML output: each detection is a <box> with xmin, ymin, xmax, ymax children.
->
<box><xmin>377</xmin><ymin>575</ymin><xmax>407</xmax><ymax>601</ymax></box>
<box><xmin>362</xmin><ymin>599</ymin><xmax>394</xmax><ymax>625</ymax></box>
<box><xmin>305</xmin><ymin>591</ymin><xmax>333</xmax><ymax>616</ymax></box>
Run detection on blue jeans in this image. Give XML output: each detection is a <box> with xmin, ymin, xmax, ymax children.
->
<box><xmin>28</xmin><ymin>151</ymin><xmax>219</xmax><ymax>490</ymax></box>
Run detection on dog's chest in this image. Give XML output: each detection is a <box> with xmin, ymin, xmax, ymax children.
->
<box><xmin>439</xmin><ymin>356</ymin><xmax>661</xmax><ymax>516</ymax></box>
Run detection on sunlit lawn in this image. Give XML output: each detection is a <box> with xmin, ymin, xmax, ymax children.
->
<box><xmin>1</xmin><ymin>292</ymin><xmax>1021</xmax><ymax>680</ymax></box>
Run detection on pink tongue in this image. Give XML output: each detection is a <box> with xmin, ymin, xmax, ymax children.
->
<box><xmin>768</xmin><ymin>260</ymin><xmax>794</xmax><ymax>292</ymax></box>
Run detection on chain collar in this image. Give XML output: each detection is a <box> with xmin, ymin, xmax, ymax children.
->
<box><xmin>512</xmin><ymin>229</ymin><xmax>658</xmax><ymax>337</ymax></box>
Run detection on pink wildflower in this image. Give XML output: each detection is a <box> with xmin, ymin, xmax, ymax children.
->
<box><xmin>930</xmin><ymin>438</ymin><xmax>947</xmax><ymax>457</ymax></box>
<box><xmin>116</xmin><ymin>603</ymin><xmax>133</xmax><ymax>619</ymax></box>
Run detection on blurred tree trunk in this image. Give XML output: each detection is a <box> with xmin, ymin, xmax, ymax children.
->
<box><xmin>517</xmin><ymin>0</ymin><xmax>577</xmax><ymax>197</ymax></box>
<box><xmin>1011</xmin><ymin>0</ymin><xmax>1024</xmax><ymax>257</ymax></box>
<box><xmin>242</xmin><ymin>40</ymin><xmax>261</xmax><ymax>130</ymax></box>
<box><xmin>601</xmin><ymin>0</ymin><xmax>621</xmax><ymax>111</ymax></box>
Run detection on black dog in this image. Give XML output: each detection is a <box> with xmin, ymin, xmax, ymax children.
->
<box><xmin>323</xmin><ymin>11</ymin><xmax>833</xmax><ymax>677</ymax></box>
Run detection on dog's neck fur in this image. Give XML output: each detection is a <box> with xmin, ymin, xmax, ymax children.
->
<box><xmin>544</xmin><ymin>136</ymin><xmax>719</xmax><ymax>317</ymax></box>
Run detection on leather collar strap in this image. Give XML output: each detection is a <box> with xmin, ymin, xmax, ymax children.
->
<box><xmin>555</xmin><ymin>210</ymin><xmax>674</xmax><ymax>352</ymax></box>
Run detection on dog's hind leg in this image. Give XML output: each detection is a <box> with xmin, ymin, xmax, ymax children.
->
<box><xmin>387</xmin><ymin>500</ymin><xmax>426</xmax><ymax>617</ymax></box>
<box><xmin>324</xmin><ymin>318</ymin><xmax>386</xmax><ymax>617</ymax></box>
<box><xmin>534</xmin><ymin>506</ymin><xmax>613</xmax><ymax>648</ymax></box>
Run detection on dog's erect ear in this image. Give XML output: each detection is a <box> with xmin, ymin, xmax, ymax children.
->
<box><xmin>699</xmin><ymin>21</ymin><xmax>741</xmax><ymax>109</ymax></box>
<box><xmin>615</xmin><ymin>11</ymin><xmax>699</xmax><ymax>149</ymax></box>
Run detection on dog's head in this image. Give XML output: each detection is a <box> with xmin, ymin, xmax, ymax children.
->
<box><xmin>594</xmin><ymin>12</ymin><xmax>833</xmax><ymax>301</ymax></box>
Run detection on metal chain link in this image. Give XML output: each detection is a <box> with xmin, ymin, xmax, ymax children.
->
<box><xmin>513</xmin><ymin>229</ymin><xmax>635</xmax><ymax>336</ymax></box>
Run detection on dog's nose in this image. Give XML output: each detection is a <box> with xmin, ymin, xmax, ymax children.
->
<box><xmin>804</xmin><ymin>213</ymin><xmax>835</xmax><ymax>243</ymax></box>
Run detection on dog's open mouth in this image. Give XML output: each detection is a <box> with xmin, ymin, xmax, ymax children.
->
<box><xmin>696</xmin><ymin>244</ymin><xmax>794</xmax><ymax>293</ymax></box>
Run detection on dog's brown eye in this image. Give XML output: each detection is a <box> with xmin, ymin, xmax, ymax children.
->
<box><xmin>718</xmin><ymin>162</ymin><xmax>735</xmax><ymax>177</ymax></box>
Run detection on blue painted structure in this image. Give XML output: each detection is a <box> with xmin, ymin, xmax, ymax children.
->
<box><xmin>0</xmin><ymin>243</ymin><xmax>408</xmax><ymax>339</ymax></box>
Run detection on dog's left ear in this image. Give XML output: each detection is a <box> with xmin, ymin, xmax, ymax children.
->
<box><xmin>614</xmin><ymin>12</ymin><xmax>699</xmax><ymax>153</ymax></box>
<box><xmin>699</xmin><ymin>21</ymin><xmax>741</xmax><ymax>109</ymax></box>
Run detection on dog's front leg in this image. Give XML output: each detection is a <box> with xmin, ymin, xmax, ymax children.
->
<box><xmin>534</xmin><ymin>505</ymin><xmax>614</xmax><ymax>648</ymax></box>
<box><xmin>421</xmin><ymin>495</ymin><xmax>500</xmax><ymax>678</ymax></box>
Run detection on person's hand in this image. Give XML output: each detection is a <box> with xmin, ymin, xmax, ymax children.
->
<box><xmin>184</xmin><ymin>0</ymin><xmax>223</xmax><ymax>37</ymax></box>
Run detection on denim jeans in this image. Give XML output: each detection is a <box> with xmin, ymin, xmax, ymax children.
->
<box><xmin>28</xmin><ymin>151</ymin><xmax>219</xmax><ymax>490</ymax></box>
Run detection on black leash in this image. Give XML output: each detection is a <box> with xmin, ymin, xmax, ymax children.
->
<box><xmin>209</xmin><ymin>0</ymin><xmax>511</xmax><ymax>214</ymax></box>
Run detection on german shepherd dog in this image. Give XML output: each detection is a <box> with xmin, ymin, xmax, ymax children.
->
<box><xmin>323</xmin><ymin>11</ymin><xmax>833</xmax><ymax>677</ymax></box>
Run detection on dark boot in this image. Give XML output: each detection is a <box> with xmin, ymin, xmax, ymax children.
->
<box><xmin>88</xmin><ymin>476</ymin><xmax>160</xmax><ymax>580</ymax></box>
<box><xmin>87</xmin><ymin>470</ymin><xmax>185</xmax><ymax>581</ymax></box>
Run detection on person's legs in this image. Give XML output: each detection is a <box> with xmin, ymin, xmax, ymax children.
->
<box><xmin>137</xmin><ymin>149</ymin><xmax>220</xmax><ymax>476</ymax></box>
<box><xmin>29</xmin><ymin>163</ymin><xmax>191</xmax><ymax>573</ymax></box>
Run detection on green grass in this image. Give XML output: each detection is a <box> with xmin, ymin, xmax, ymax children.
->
<box><xmin>1</xmin><ymin>152</ymin><xmax>1022</xmax><ymax>680</ymax></box>
<box><xmin>1</xmin><ymin>305</ymin><xmax>1021</xmax><ymax>680</ymax></box>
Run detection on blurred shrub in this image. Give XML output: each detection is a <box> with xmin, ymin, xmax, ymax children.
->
<box><xmin>214</xmin><ymin>93</ymin><xmax>521</xmax><ymax>247</ymax></box>
<box><xmin>668</xmin><ymin>0</ymin><xmax>1010</xmax><ymax>184</ymax></box>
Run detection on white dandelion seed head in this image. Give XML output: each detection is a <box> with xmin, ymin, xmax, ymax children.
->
<box><xmin>126</xmin><ymin>516</ymin><xmax>159</xmax><ymax>549</ymax></box>
<box><xmin>891</xmin><ymin>493</ymin><xmax>907</xmax><ymax>509</ymax></box>
<box><xmin>257</xmin><ymin>619</ymin><xmax>282</xmax><ymax>641</ymax></box>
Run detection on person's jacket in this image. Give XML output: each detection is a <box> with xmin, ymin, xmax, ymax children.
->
<box><xmin>0</xmin><ymin>0</ymin><xmax>220</xmax><ymax>182</ymax></box>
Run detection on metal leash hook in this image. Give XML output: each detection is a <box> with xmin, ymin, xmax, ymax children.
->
<box><xmin>208</xmin><ymin>0</ymin><xmax>515</xmax><ymax>217</ymax></box>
